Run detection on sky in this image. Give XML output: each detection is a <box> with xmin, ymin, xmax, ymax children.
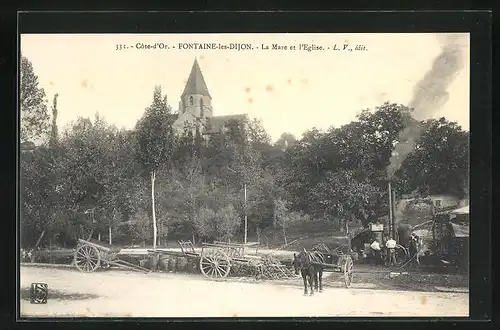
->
<box><xmin>20</xmin><ymin>33</ymin><xmax>470</xmax><ymax>142</ymax></box>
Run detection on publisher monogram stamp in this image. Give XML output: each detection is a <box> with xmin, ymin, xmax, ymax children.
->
<box><xmin>30</xmin><ymin>283</ymin><xmax>48</xmax><ymax>304</ymax></box>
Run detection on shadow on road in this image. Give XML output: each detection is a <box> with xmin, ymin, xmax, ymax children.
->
<box><xmin>20</xmin><ymin>287</ymin><xmax>101</xmax><ymax>302</ymax></box>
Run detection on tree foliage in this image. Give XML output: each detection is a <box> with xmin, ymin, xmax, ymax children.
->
<box><xmin>397</xmin><ymin>118</ymin><xmax>469</xmax><ymax>198</ymax></box>
<box><xmin>308</xmin><ymin>170</ymin><xmax>384</xmax><ymax>226</ymax></box>
<box><xmin>20</xmin><ymin>56</ymin><xmax>50</xmax><ymax>144</ymax></box>
<box><xmin>19</xmin><ymin>91</ymin><xmax>469</xmax><ymax>248</ymax></box>
<box><xmin>194</xmin><ymin>202</ymin><xmax>240</xmax><ymax>241</ymax></box>
<box><xmin>135</xmin><ymin>86</ymin><xmax>177</xmax><ymax>174</ymax></box>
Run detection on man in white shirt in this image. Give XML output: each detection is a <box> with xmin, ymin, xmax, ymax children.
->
<box><xmin>385</xmin><ymin>237</ymin><xmax>397</xmax><ymax>266</ymax></box>
<box><xmin>370</xmin><ymin>240</ymin><xmax>381</xmax><ymax>251</ymax></box>
<box><xmin>370</xmin><ymin>240</ymin><xmax>382</xmax><ymax>265</ymax></box>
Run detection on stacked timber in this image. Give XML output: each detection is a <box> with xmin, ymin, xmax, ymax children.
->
<box><xmin>146</xmin><ymin>251</ymin><xmax>199</xmax><ymax>273</ymax></box>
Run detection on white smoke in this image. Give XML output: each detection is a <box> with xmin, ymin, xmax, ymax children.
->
<box><xmin>387</xmin><ymin>34</ymin><xmax>467</xmax><ymax>179</ymax></box>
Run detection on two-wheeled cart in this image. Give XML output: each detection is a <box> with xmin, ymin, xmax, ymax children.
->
<box><xmin>73</xmin><ymin>238</ymin><xmax>150</xmax><ymax>273</ymax></box>
<box><xmin>311</xmin><ymin>243</ymin><xmax>354</xmax><ymax>288</ymax></box>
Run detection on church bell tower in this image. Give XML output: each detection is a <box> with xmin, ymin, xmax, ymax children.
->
<box><xmin>179</xmin><ymin>58</ymin><xmax>213</xmax><ymax>123</ymax></box>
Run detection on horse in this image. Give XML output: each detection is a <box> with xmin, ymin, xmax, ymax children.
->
<box><xmin>292</xmin><ymin>248</ymin><xmax>325</xmax><ymax>295</ymax></box>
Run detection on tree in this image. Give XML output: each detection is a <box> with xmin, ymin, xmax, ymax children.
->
<box><xmin>20</xmin><ymin>93</ymin><xmax>63</xmax><ymax>248</ymax></box>
<box><xmin>245</xmin><ymin>117</ymin><xmax>272</xmax><ymax>150</ymax></box>
<box><xmin>20</xmin><ymin>145</ymin><xmax>58</xmax><ymax>248</ymax></box>
<box><xmin>100</xmin><ymin>128</ymin><xmax>144</xmax><ymax>244</ymax></box>
<box><xmin>308</xmin><ymin>170</ymin><xmax>385</xmax><ymax>227</ymax></box>
<box><xmin>272</xmin><ymin>198</ymin><xmax>310</xmax><ymax>245</ymax></box>
<box><xmin>280</xmin><ymin>102</ymin><xmax>468</xmax><ymax>229</ymax></box>
<box><xmin>20</xmin><ymin>55</ymin><xmax>51</xmax><ymax>144</ymax></box>
<box><xmin>135</xmin><ymin>86</ymin><xmax>177</xmax><ymax>249</ymax></box>
<box><xmin>282</xmin><ymin>127</ymin><xmax>327</xmax><ymax>213</ymax></box>
<box><xmin>275</xmin><ymin>132</ymin><xmax>297</xmax><ymax>151</ymax></box>
<box><xmin>246</xmin><ymin>171</ymin><xmax>280</xmax><ymax>239</ymax></box>
<box><xmin>192</xmin><ymin>184</ymin><xmax>241</xmax><ymax>242</ymax></box>
<box><xmin>193</xmin><ymin>204</ymin><xmax>240</xmax><ymax>241</ymax></box>
<box><xmin>129</xmin><ymin>210</ymin><xmax>151</xmax><ymax>246</ymax></box>
<box><xmin>397</xmin><ymin>118</ymin><xmax>469</xmax><ymax>198</ymax></box>
<box><xmin>273</xmin><ymin>198</ymin><xmax>289</xmax><ymax>244</ymax></box>
<box><xmin>155</xmin><ymin>156</ymin><xmax>208</xmax><ymax>244</ymax></box>
<box><xmin>51</xmin><ymin>115</ymin><xmax>143</xmax><ymax>245</ymax></box>
<box><xmin>334</xmin><ymin>103</ymin><xmax>414</xmax><ymax>184</ymax></box>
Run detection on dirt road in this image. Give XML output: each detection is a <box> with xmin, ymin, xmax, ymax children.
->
<box><xmin>20</xmin><ymin>266</ymin><xmax>468</xmax><ymax>318</ymax></box>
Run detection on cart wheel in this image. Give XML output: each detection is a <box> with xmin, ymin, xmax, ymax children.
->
<box><xmin>199</xmin><ymin>249</ymin><xmax>231</xmax><ymax>280</ymax></box>
<box><xmin>395</xmin><ymin>244</ymin><xmax>409</xmax><ymax>266</ymax></box>
<box><xmin>343</xmin><ymin>257</ymin><xmax>354</xmax><ymax>288</ymax></box>
<box><xmin>74</xmin><ymin>244</ymin><xmax>101</xmax><ymax>272</ymax></box>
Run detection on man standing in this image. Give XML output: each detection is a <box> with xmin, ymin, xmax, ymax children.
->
<box><xmin>385</xmin><ymin>236</ymin><xmax>397</xmax><ymax>266</ymax></box>
<box><xmin>409</xmin><ymin>233</ymin><xmax>420</xmax><ymax>266</ymax></box>
<box><xmin>370</xmin><ymin>239</ymin><xmax>382</xmax><ymax>265</ymax></box>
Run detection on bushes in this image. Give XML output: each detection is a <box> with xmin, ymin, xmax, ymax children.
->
<box><xmin>194</xmin><ymin>204</ymin><xmax>240</xmax><ymax>242</ymax></box>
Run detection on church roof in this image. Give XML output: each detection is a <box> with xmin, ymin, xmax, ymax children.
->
<box><xmin>181</xmin><ymin>59</ymin><xmax>211</xmax><ymax>98</ymax></box>
<box><xmin>204</xmin><ymin>114</ymin><xmax>247</xmax><ymax>135</ymax></box>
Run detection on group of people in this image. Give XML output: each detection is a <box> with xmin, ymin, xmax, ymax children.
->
<box><xmin>369</xmin><ymin>235</ymin><xmax>397</xmax><ymax>266</ymax></box>
<box><xmin>369</xmin><ymin>233</ymin><xmax>421</xmax><ymax>267</ymax></box>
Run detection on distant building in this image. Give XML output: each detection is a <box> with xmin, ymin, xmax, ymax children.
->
<box><xmin>171</xmin><ymin>58</ymin><xmax>247</xmax><ymax>139</ymax></box>
<box><xmin>427</xmin><ymin>195</ymin><xmax>461</xmax><ymax>209</ymax></box>
<box><xmin>394</xmin><ymin>194</ymin><xmax>461</xmax><ymax>226</ymax></box>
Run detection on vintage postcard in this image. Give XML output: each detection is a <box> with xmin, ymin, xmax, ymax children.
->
<box><xmin>19</xmin><ymin>32</ymin><xmax>470</xmax><ymax>318</ymax></box>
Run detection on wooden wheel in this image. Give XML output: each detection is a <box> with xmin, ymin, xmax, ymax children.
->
<box><xmin>74</xmin><ymin>244</ymin><xmax>101</xmax><ymax>272</ymax></box>
<box><xmin>343</xmin><ymin>257</ymin><xmax>354</xmax><ymax>288</ymax></box>
<box><xmin>199</xmin><ymin>249</ymin><xmax>231</xmax><ymax>280</ymax></box>
<box><xmin>395</xmin><ymin>244</ymin><xmax>410</xmax><ymax>266</ymax></box>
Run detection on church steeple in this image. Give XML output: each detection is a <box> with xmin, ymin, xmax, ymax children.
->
<box><xmin>178</xmin><ymin>58</ymin><xmax>213</xmax><ymax>124</ymax></box>
<box><xmin>181</xmin><ymin>58</ymin><xmax>211</xmax><ymax>98</ymax></box>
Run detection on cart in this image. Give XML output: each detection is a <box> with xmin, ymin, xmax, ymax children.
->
<box><xmin>73</xmin><ymin>238</ymin><xmax>151</xmax><ymax>273</ymax></box>
<box><xmin>311</xmin><ymin>243</ymin><xmax>354</xmax><ymax>288</ymax></box>
<box><xmin>149</xmin><ymin>240</ymin><xmax>297</xmax><ymax>281</ymax></box>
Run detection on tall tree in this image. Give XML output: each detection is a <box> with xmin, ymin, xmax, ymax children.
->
<box><xmin>245</xmin><ymin>117</ymin><xmax>272</xmax><ymax>151</ymax></box>
<box><xmin>135</xmin><ymin>86</ymin><xmax>177</xmax><ymax>249</ymax></box>
<box><xmin>308</xmin><ymin>170</ymin><xmax>385</xmax><ymax>227</ymax></box>
<box><xmin>156</xmin><ymin>156</ymin><xmax>208</xmax><ymax>244</ymax></box>
<box><xmin>54</xmin><ymin>115</ymin><xmax>126</xmax><ymax>242</ymax></box>
<box><xmin>397</xmin><ymin>117</ymin><xmax>469</xmax><ymax>198</ymax></box>
<box><xmin>20</xmin><ymin>55</ymin><xmax>51</xmax><ymax>144</ymax></box>
<box><xmin>282</xmin><ymin>127</ymin><xmax>326</xmax><ymax>212</ymax></box>
<box><xmin>20</xmin><ymin>145</ymin><xmax>58</xmax><ymax>247</ymax></box>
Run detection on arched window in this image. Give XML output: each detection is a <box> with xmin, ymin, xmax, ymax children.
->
<box><xmin>189</xmin><ymin>96</ymin><xmax>193</xmax><ymax>105</ymax></box>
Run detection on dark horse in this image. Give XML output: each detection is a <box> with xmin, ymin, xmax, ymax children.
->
<box><xmin>292</xmin><ymin>248</ymin><xmax>325</xmax><ymax>295</ymax></box>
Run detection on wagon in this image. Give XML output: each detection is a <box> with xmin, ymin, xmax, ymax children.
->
<box><xmin>311</xmin><ymin>243</ymin><xmax>354</xmax><ymax>288</ymax></box>
<box><xmin>73</xmin><ymin>238</ymin><xmax>151</xmax><ymax>273</ymax></box>
<box><xmin>149</xmin><ymin>240</ymin><xmax>297</xmax><ymax>281</ymax></box>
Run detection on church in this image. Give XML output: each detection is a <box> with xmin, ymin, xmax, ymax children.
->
<box><xmin>171</xmin><ymin>58</ymin><xmax>247</xmax><ymax>139</ymax></box>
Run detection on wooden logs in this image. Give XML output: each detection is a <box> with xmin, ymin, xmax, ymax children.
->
<box><xmin>158</xmin><ymin>255</ymin><xmax>169</xmax><ymax>271</ymax></box>
<box><xmin>176</xmin><ymin>257</ymin><xmax>188</xmax><ymax>272</ymax></box>
<box><xmin>168</xmin><ymin>257</ymin><xmax>177</xmax><ymax>272</ymax></box>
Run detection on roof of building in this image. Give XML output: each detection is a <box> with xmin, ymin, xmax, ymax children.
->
<box><xmin>449</xmin><ymin>223</ymin><xmax>469</xmax><ymax>238</ymax></box>
<box><xmin>451</xmin><ymin>205</ymin><xmax>469</xmax><ymax>215</ymax></box>
<box><xmin>181</xmin><ymin>59</ymin><xmax>211</xmax><ymax>98</ymax></box>
<box><xmin>204</xmin><ymin>114</ymin><xmax>247</xmax><ymax>135</ymax></box>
